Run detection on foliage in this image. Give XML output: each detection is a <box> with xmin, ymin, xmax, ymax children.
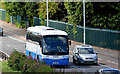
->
<box><xmin>8</xmin><ymin>49</ymin><xmax>27</xmax><ymax>71</ymax></box>
<box><xmin>1</xmin><ymin>2</ymin><xmax>120</xmax><ymax>30</ymax></box>
<box><xmin>37</xmin><ymin>2</ymin><xmax>58</xmax><ymax>25</ymax></box>
<box><xmin>26</xmin><ymin>62</ymin><xmax>53</xmax><ymax>72</ymax></box>
<box><xmin>2</xmin><ymin>2</ymin><xmax>39</xmax><ymax>27</ymax></box>
<box><xmin>0</xmin><ymin>2</ymin><xmax>1</xmax><ymax>8</ymax></box>
<box><xmin>64</xmin><ymin>2</ymin><xmax>120</xmax><ymax>31</ymax></box>
<box><xmin>5</xmin><ymin>13</ymin><xmax>10</xmax><ymax>23</ymax></box>
<box><xmin>91</xmin><ymin>2</ymin><xmax>120</xmax><ymax>30</ymax></box>
<box><xmin>15</xmin><ymin>22</ymin><xmax>22</xmax><ymax>28</ymax></box>
<box><xmin>65</xmin><ymin>24</ymin><xmax>70</xmax><ymax>35</ymax></box>
<box><xmin>64</xmin><ymin>2</ymin><xmax>82</xmax><ymax>37</ymax></box>
<box><xmin>64</xmin><ymin>2</ymin><xmax>83</xmax><ymax>26</ymax></box>
<box><xmin>37</xmin><ymin>2</ymin><xmax>67</xmax><ymax>25</ymax></box>
<box><xmin>0</xmin><ymin>11</ymin><xmax>2</xmax><ymax>20</ymax></box>
<box><xmin>20</xmin><ymin>20</ymin><xmax>26</xmax><ymax>28</ymax></box>
<box><xmin>0</xmin><ymin>2</ymin><xmax>5</xmax><ymax>9</ymax></box>
<box><xmin>8</xmin><ymin>49</ymin><xmax>54</xmax><ymax>72</ymax></box>
<box><xmin>0</xmin><ymin>61</ymin><xmax>20</xmax><ymax>72</ymax></box>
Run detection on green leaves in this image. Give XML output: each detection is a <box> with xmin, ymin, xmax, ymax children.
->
<box><xmin>1</xmin><ymin>2</ymin><xmax>120</xmax><ymax>30</ymax></box>
<box><xmin>65</xmin><ymin>2</ymin><xmax>120</xmax><ymax>31</ymax></box>
<box><xmin>8</xmin><ymin>50</ymin><xmax>54</xmax><ymax>72</ymax></box>
<box><xmin>37</xmin><ymin>2</ymin><xmax>66</xmax><ymax>25</ymax></box>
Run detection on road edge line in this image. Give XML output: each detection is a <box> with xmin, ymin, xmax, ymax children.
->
<box><xmin>8</xmin><ymin>36</ymin><xmax>25</xmax><ymax>43</ymax></box>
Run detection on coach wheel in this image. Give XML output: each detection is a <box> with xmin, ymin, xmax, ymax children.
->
<box><xmin>29</xmin><ymin>52</ymin><xmax>31</xmax><ymax>56</ymax></box>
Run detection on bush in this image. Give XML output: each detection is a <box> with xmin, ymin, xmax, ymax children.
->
<box><xmin>20</xmin><ymin>20</ymin><xmax>25</xmax><ymax>28</ymax></box>
<box><xmin>1</xmin><ymin>61</ymin><xmax>20</xmax><ymax>72</ymax></box>
<box><xmin>5</xmin><ymin>13</ymin><xmax>10</xmax><ymax>23</ymax></box>
<box><xmin>8</xmin><ymin>49</ymin><xmax>27</xmax><ymax>71</ymax></box>
<box><xmin>26</xmin><ymin>63</ymin><xmax>53</xmax><ymax>72</ymax></box>
<box><xmin>8</xmin><ymin>49</ymin><xmax>54</xmax><ymax>72</ymax></box>
<box><xmin>0</xmin><ymin>11</ymin><xmax>2</xmax><ymax>20</ymax></box>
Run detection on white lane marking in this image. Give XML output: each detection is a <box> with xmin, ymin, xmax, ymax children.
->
<box><xmin>107</xmin><ymin>60</ymin><xmax>111</xmax><ymax>63</ymax></box>
<box><xmin>8</xmin><ymin>36</ymin><xmax>25</xmax><ymax>43</ymax></box>
<box><xmin>7</xmin><ymin>45</ymin><xmax>10</xmax><ymax>47</ymax></box>
<box><xmin>111</xmin><ymin>62</ymin><xmax>118</xmax><ymax>65</ymax></box>
<box><xmin>98</xmin><ymin>58</ymin><xmax>102</xmax><ymax>60</ymax></box>
<box><xmin>79</xmin><ymin>68</ymin><xmax>86</xmax><ymax>71</ymax></box>
<box><xmin>99</xmin><ymin>63</ymin><xmax>112</xmax><ymax>68</ymax></box>
<box><xmin>107</xmin><ymin>61</ymin><xmax>118</xmax><ymax>65</ymax></box>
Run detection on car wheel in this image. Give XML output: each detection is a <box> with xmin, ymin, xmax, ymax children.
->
<box><xmin>2</xmin><ymin>32</ymin><xmax>3</xmax><ymax>36</ymax></box>
<box><xmin>76</xmin><ymin>58</ymin><xmax>80</xmax><ymax>65</ymax></box>
<box><xmin>73</xmin><ymin>56</ymin><xmax>75</xmax><ymax>64</ymax></box>
<box><xmin>0</xmin><ymin>33</ymin><xmax>2</xmax><ymax>36</ymax></box>
<box><xmin>94</xmin><ymin>63</ymin><xmax>98</xmax><ymax>65</ymax></box>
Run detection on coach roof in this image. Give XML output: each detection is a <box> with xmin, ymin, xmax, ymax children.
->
<box><xmin>27</xmin><ymin>26</ymin><xmax>68</xmax><ymax>36</ymax></box>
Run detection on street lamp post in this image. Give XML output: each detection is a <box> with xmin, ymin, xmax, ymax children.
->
<box><xmin>83</xmin><ymin>0</ymin><xmax>85</xmax><ymax>45</ymax></box>
<box><xmin>47</xmin><ymin>0</ymin><xmax>48</xmax><ymax>27</ymax></box>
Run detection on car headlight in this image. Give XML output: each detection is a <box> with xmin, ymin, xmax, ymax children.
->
<box><xmin>79</xmin><ymin>56</ymin><xmax>84</xmax><ymax>60</ymax></box>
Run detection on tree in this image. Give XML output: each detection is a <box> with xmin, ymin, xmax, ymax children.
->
<box><xmin>64</xmin><ymin>2</ymin><xmax>120</xmax><ymax>31</ymax></box>
<box><xmin>2</xmin><ymin>2</ymin><xmax>39</xmax><ymax>26</ymax></box>
<box><xmin>92</xmin><ymin>2</ymin><xmax>120</xmax><ymax>30</ymax></box>
<box><xmin>37</xmin><ymin>2</ymin><xmax>67</xmax><ymax>25</ymax></box>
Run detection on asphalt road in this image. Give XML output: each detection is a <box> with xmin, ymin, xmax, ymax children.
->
<box><xmin>0</xmin><ymin>21</ymin><xmax>119</xmax><ymax>72</ymax></box>
<box><xmin>0</xmin><ymin>35</ymin><xmax>108</xmax><ymax>72</ymax></box>
<box><xmin>1</xmin><ymin>35</ymin><xmax>25</xmax><ymax>56</ymax></box>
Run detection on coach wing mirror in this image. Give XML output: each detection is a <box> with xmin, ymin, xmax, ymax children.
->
<box><xmin>75</xmin><ymin>52</ymin><xmax>79</xmax><ymax>55</ymax></box>
<box><xmin>69</xmin><ymin>40</ymin><xmax>71</xmax><ymax>45</ymax></box>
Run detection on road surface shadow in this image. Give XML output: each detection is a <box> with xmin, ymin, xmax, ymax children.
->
<box><xmin>51</xmin><ymin>65</ymin><xmax>70</xmax><ymax>69</ymax></box>
<box><xmin>51</xmin><ymin>62</ymin><xmax>102</xmax><ymax>69</ymax></box>
<box><xmin>0</xmin><ymin>34</ymin><xmax>6</xmax><ymax>37</ymax></box>
<box><xmin>99</xmin><ymin>63</ymin><xmax>106</xmax><ymax>65</ymax></box>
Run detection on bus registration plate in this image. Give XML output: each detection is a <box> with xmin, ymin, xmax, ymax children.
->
<box><xmin>53</xmin><ymin>62</ymin><xmax>59</xmax><ymax>64</ymax></box>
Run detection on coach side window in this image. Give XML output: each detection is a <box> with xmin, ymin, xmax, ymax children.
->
<box><xmin>27</xmin><ymin>32</ymin><xmax>42</xmax><ymax>45</ymax></box>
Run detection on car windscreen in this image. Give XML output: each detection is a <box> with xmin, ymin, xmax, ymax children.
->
<box><xmin>79</xmin><ymin>48</ymin><xmax>95</xmax><ymax>54</ymax></box>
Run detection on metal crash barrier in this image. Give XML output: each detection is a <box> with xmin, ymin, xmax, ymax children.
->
<box><xmin>0</xmin><ymin>50</ymin><xmax>9</xmax><ymax>61</ymax></box>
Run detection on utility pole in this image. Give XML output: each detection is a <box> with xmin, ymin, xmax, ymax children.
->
<box><xmin>83</xmin><ymin>0</ymin><xmax>85</xmax><ymax>45</ymax></box>
<box><xmin>47</xmin><ymin>0</ymin><xmax>48</xmax><ymax>27</ymax></box>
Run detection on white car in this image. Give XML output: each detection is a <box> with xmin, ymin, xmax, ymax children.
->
<box><xmin>73</xmin><ymin>45</ymin><xmax>98</xmax><ymax>64</ymax></box>
<box><xmin>0</xmin><ymin>27</ymin><xmax>3</xmax><ymax>36</ymax></box>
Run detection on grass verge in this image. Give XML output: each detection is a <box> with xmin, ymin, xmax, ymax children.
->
<box><xmin>0</xmin><ymin>61</ymin><xmax>20</xmax><ymax>72</ymax></box>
